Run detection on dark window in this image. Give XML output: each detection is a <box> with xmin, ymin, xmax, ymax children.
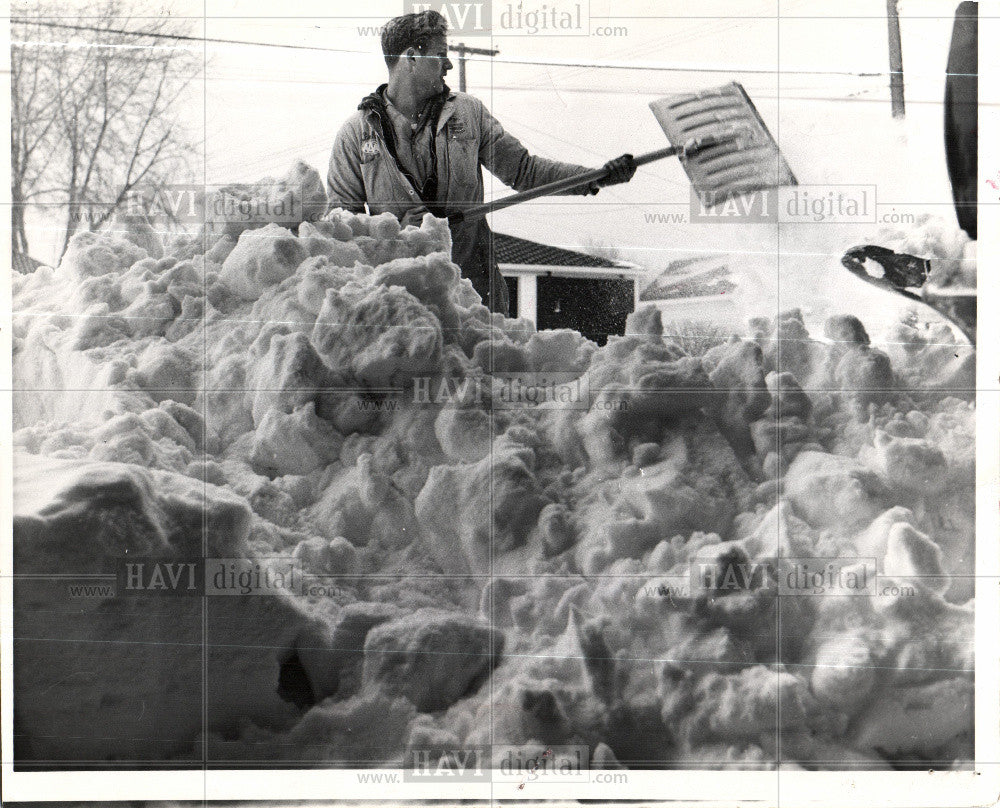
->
<box><xmin>536</xmin><ymin>276</ymin><xmax>634</xmax><ymax>346</ymax></box>
<box><xmin>505</xmin><ymin>275</ymin><xmax>518</xmax><ymax>315</ymax></box>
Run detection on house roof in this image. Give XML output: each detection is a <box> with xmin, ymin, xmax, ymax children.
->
<box><xmin>639</xmin><ymin>254</ymin><xmax>736</xmax><ymax>300</ymax></box>
<box><xmin>493</xmin><ymin>231</ymin><xmax>631</xmax><ymax>269</ymax></box>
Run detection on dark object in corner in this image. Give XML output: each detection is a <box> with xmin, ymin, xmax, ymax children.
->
<box><xmin>945</xmin><ymin>1</ymin><xmax>977</xmax><ymax>240</ymax></box>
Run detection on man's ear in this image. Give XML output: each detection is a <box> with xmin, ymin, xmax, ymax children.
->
<box><xmin>405</xmin><ymin>46</ymin><xmax>418</xmax><ymax>70</ymax></box>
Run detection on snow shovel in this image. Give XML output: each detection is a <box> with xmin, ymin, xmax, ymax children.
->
<box><xmin>446</xmin><ymin>81</ymin><xmax>796</xmax><ymax>226</ymax></box>
<box><xmin>648</xmin><ymin>81</ymin><xmax>797</xmax><ymax>208</ymax></box>
<box><xmin>840</xmin><ymin>244</ymin><xmax>976</xmax><ymax>343</ymax></box>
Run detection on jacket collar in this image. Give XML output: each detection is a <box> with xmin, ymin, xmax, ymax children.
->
<box><xmin>435</xmin><ymin>92</ymin><xmax>457</xmax><ymax>133</ymax></box>
<box><xmin>359</xmin><ymin>83</ymin><xmax>456</xmax><ymax>133</ymax></box>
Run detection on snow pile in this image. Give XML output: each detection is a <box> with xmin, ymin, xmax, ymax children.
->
<box><xmin>11</xmin><ymin>166</ymin><xmax>974</xmax><ymax>768</ymax></box>
<box><xmin>201</xmin><ymin>159</ymin><xmax>329</xmax><ymax>242</ymax></box>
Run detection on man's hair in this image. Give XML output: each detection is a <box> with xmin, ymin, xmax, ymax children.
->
<box><xmin>381</xmin><ymin>10</ymin><xmax>448</xmax><ymax>68</ymax></box>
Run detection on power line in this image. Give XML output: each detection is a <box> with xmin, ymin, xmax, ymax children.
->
<box><xmin>199</xmin><ymin>71</ymin><xmax>961</xmax><ymax>107</ymax></box>
<box><xmin>13</xmin><ymin>18</ymin><xmax>971</xmax><ymax>79</ymax></box>
<box><xmin>512</xmin><ymin>9</ymin><xmax>778</xmax><ymax>95</ymax></box>
<box><xmin>10</xmin><ymin>19</ymin><xmax>369</xmax><ymax>55</ymax></box>
<box><xmin>203</xmin><ymin>87</ymin><xmax>974</xmax><ymax>178</ymax></box>
<box><xmin>463</xmin><ymin>53</ymin><xmax>980</xmax><ymax>79</ymax></box>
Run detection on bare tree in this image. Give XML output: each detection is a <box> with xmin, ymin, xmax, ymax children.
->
<box><xmin>11</xmin><ymin>1</ymin><xmax>201</xmax><ymax>261</ymax></box>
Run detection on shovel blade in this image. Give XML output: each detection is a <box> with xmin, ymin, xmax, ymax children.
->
<box><xmin>649</xmin><ymin>82</ymin><xmax>796</xmax><ymax>208</ymax></box>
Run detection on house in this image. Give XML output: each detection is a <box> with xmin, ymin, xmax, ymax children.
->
<box><xmin>637</xmin><ymin>253</ymin><xmax>738</xmax><ymax>324</ymax></box>
<box><xmin>493</xmin><ymin>232</ymin><xmax>646</xmax><ymax>345</ymax></box>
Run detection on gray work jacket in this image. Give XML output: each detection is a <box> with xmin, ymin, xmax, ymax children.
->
<box><xmin>326</xmin><ymin>85</ymin><xmax>593</xmax><ymax>314</ymax></box>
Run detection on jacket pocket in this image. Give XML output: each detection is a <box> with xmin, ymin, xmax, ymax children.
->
<box><xmin>362</xmin><ymin>156</ymin><xmax>415</xmax><ymax>216</ymax></box>
<box><xmin>445</xmin><ymin>131</ymin><xmax>481</xmax><ymax>207</ymax></box>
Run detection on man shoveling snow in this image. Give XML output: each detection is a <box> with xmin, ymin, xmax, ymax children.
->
<box><xmin>326</xmin><ymin>9</ymin><xmax>636</xmax><ymax>315</ymax></box>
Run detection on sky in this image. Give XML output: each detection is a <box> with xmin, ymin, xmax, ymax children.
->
<box><xmin>21</xmin><ymin>0</ymin><xmax>978</xmax><ymax>331</ymax></box>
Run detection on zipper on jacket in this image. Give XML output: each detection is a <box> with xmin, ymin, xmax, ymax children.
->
<box><xmin>365</xmin><ymin>116</ymin><xmax>423</xmax><ymax>205</ymax></box>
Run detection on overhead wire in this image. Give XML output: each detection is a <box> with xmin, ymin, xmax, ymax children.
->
<box><xmin>13</xmin><ymin>17</ymin><xmax>975</xmax><ymax>79</ymax></box>
<box><xmin>17</xmin><ymin>12</ymin><xmax>976</xmax><ymax>200</ymax></box>
<box><xmin>10</xmin><ymin>18</ymin><xmax>370</xmax><ymax>55</ymax></box>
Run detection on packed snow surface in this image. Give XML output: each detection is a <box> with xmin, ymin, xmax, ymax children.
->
<box><xmin>12</xmin><ymin>164</ymin><xmax>974</xmax><ymax>768</ymax></box>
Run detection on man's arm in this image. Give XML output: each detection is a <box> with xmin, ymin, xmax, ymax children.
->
<box><xmin>476</xmin><ymin>99</ymin><xmax>596</xmax><ymax>195</ymax></box>
<box><xmin>326</xmin><ymin>122</ymin><xmax>368</xmax><ymax>215</ymax></box>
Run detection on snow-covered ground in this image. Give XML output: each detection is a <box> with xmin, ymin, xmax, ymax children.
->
<box><xmin>10</xmin><ymin>0</ymin><xmax>981</xmax><ymax>776</ymax></box>
<box><xmin>11</xmin><ymin>165</ymin><xmax>975</xmax><ymax>767</ymax></box>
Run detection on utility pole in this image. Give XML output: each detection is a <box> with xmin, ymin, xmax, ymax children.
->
<box><xmin>886</xmin><ymin>0</ymin><xmax>905</xmax><ymax>117</ymax></box>
<box><xmin>449</xmin><ymin>42</ymin><xmax>499</xmax><ymax>92</ymax></box>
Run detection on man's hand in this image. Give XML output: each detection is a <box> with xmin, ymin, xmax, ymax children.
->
<box><xmin>586</xmin><ymin>153</ymin><xmax>637</xmax><ymax>194</ymax></box>
<box><xmin>400</xmin><ymin>205</ymin><xmax>429</xmax><ymax>228</ymax></box>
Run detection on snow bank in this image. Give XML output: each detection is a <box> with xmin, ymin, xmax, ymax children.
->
<box><xmin>11</xmin><ymin>165</ymin><xmax>975</xmax><ymax>768</ymax></box>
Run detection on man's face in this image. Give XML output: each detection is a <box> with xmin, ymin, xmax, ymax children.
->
<box><xmin>410</xmin><ymin>35</ymin><xmax>452</xmax><ymax>99</ymax></box>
